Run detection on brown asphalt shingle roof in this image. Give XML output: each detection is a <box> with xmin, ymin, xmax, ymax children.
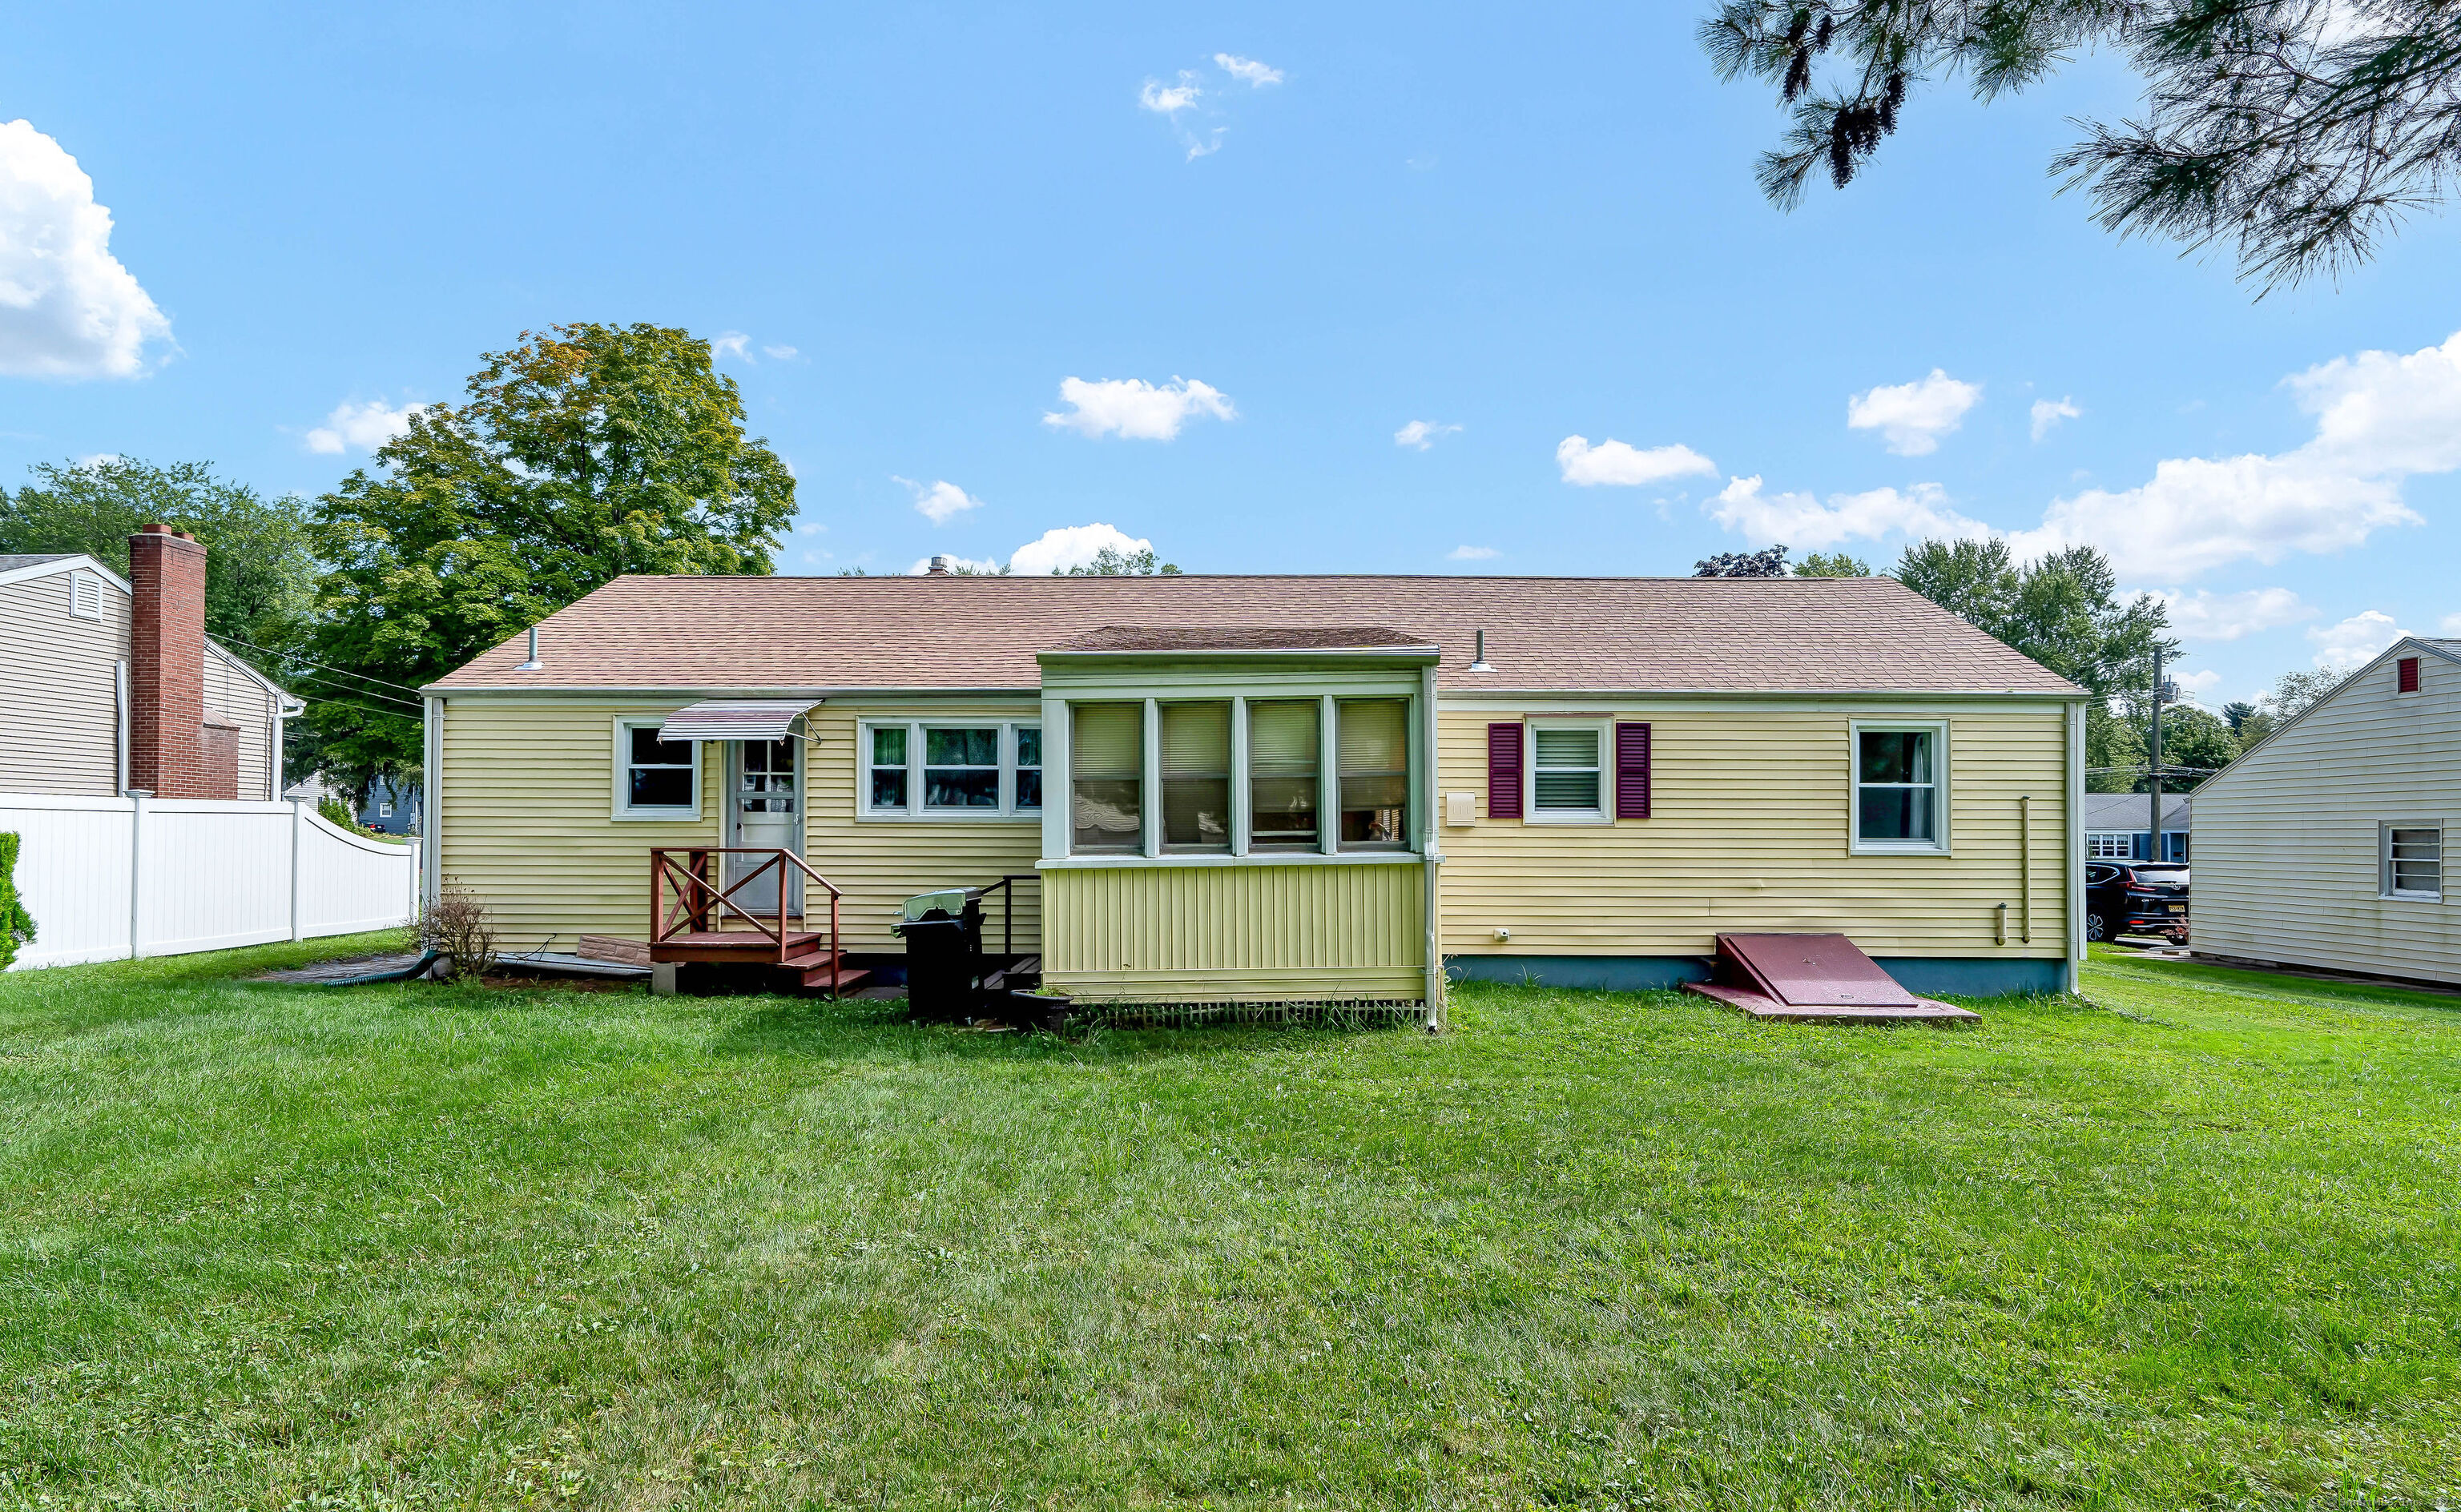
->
<box><xmin>1048</xmin><ymin>625</ymin><xmax>1437</xmax><ymax>653</ymax></box>
<box><xmin>425</xmin><ymin>573</ymin><xmax>2081</xmax><ymax>695</ymax></box>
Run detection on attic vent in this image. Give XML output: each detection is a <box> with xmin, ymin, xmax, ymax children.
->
<box><xmin>2398</xmin><ymin>656</ymin><xmax>2422</xmax><ymax>694</ymax></box>
<box><xmin>68</xmin><ymin>570</ymin><xmax>102</xmax><ymax>621</ymax></box>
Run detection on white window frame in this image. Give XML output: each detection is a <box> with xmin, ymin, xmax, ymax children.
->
<box><xmin>610</xmin><ymin>716</ymin><xmax>701</xmax><ymax>820</ymax></box>
<box><xmin>2087</xmin><ymin>832</ymin><xmax>2133</xmax><ymax>860</ymax></box>
<box><xmin>1523</xmin><ymin>717</ymin><xmax>1612</xmax><ymax>825</ymax></box>
<box><xmin>2380</xmin><ymin>822</ymin><xmax>2444</xmax><ymax>902</ymax></box>
<box><xmin>67</xmin><ymin>569</ymin><xmax>102</xmax><ymax>621</ymax></box>
<box><xmin>1849</xmin><ymin>719</ymin><xmax>1951</xmax><ymax>856</ymax></box>
<box><xmin>859</xmin><ymin>719</ymin><xmax>1043</xmax><ymax>822</ymax></box>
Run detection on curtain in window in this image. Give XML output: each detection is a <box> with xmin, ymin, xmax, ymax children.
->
<box><xmin>1072</xmin><ymin>703</ymin><xmax>1143</xmax><ymax>851</ymax></box>
<box><xmin>1337</xmin><ymin>699</ymin><xmax>1409</xmax><ymax>847</ymax></box>
<box><xmin>1249</xmin><ymin>700</ymin><xmax>1319</xmax><ymax>849</ymax></box>
<box><xmin>1160</xmin><ymin>702</ymin><xmax>1231</xmax><ymax>850</ymax></box>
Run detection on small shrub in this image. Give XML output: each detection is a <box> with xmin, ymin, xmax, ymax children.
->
<box><xmin>418</xmin><ymin>886</ymin><xmax>496</xmax><ymax>980</ymax></box>
<box><xmin>0</xmin><ymin>833</ymin><xmax>34</xmax><ymax>971</ymax></box>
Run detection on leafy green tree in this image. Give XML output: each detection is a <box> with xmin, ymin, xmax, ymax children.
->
<box><xmin>1793</xmin><ymin>550</ymin><xmax>1871</xmax><ymax>577</ymax></box>
<box><xmin>1061</xmin><ymin>545</ymin><xmax>1181</xmax><ymax>576</ymax></box>
<box><xmin>2132</xmin><ymin>705</ymin><xmax>2238</xmax><ymax>792</ymax></box>
<box><xmin>1694</xmin><ymin>544</ymin><xmax>1791</xmax><ymax>577</ymax></box>
<box><xmin>306</xmin><ymin>324</ymin><xmax>796</xmax><ymax>792</ymax></box>
<box><xmin>1699</xmin><ymin>1</ymin><xmax>2461</xmax><ymax>290</ymax></box>
<box><xmin>1892</xmin><ymin>537</ymin><xmax>2176</xmax><ymax>792</ymax></box>
<box><xmin>2264</xmin><ymin>666</ymin><xmax>2353</xmax><ymax>718</ymax></box>
<box><xmin>0</xmin><ymin>458</ymin><xmax>314</xmax><ymax>672</ymax></box>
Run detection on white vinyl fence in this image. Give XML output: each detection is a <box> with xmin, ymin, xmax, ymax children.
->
<box><xmin>2</xmin><ymin>793</ymin><xmax>421</xmax><ymax>970</ymax></box>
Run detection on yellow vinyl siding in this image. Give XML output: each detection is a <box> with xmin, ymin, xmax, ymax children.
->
<box><xmin>1043</xmin><ymin>862</ymin><xmax>1425</xmax><ymax>1003</ymax></box>
<box><xmin>1436</xmin><ymin>703</ymin><xmax>2072</xmax><ymax>959</ymax></box>
<box><xmin>802</xmin><ymin>701</ymin><xmax>1043</xmax><ymax>955</ymax></box>
<box><xmin>2192</xmin><ymin>655</ymin><xmax>2461</xmax><ymax>983</ymax></box>
<box><xmin>437</xmin><ymin>698</ymin><xmax>720</xmax><ymax>951</ymax></box>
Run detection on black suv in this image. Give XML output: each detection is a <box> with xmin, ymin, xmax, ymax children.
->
<box><xmin>2086</xmin><ymin>862</ymin><xmax>2189</xmax><ymax>944</ymax></box>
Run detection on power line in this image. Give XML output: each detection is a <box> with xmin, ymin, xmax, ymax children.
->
<box><xmin>274</xmin><ymin>666</ymin><xmax>425</xmax><ymax>712</ymax></box>
<box><xmin>290</xmin><ymin>690</ymin><xmax>421</xmax><ymax>726</ymax></box>
<box><xmin>213</xmin><ymin>634</ymin><xmax>430</xmax><ymax>698</ymax></box>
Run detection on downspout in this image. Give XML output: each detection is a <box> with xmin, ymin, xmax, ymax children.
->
<box><xmin>114</xmin><ymin>659</ymin><xmax>129</xmax><ymax>794</ymax></box>
<box><xmin>2065</xmin><ymin>698</ymin><xmax>2085</xmax><ymax>992</ymax></box>
<box><xmin>1421</xmin><ymin>663</ymin><xmax>1445</xmax><ymax>1031</ymax></box>
<box><xmin>422</xmin><ymin>696</ymin><xmax>444</xmax><ymax>913</ymax></box>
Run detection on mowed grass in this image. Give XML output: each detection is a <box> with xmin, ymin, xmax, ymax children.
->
<box><xmin>2</xmin><ymin>939</ymin><xmax>2459</xmax><ymax>1509</ymax></box>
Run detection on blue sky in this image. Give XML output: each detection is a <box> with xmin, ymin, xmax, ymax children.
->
<box><xmin>6</xmin><ymin>2</ymin><xmax>2458</xmax><ymax>709</ymax></box>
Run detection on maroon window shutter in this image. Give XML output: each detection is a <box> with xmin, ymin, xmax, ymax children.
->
<box><xmin>2399</xmin><ymin>656</ymin><xmax>2422</xmax><ymax>694</ymax></box>
<box><xmin>1487</xmin><ymin>722</ymin><xmax>1524</xmax><ymax>819</ymax></box>
<box><xmin>1615</xmin><ymin>722</ymin><xmax>1652</xmax><ymax>819</ymax></box>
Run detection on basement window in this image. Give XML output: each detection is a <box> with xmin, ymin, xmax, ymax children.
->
<box><xmin>2382</xmin><ymin>824</ymin><xmax>2443</xmax><ymax>901</ymax></box>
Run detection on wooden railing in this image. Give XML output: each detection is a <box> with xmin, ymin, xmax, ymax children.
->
<box><xmin>649</xmin><ymin>848</ymin><xmax>844</xmax><ymax>980</ymax></box>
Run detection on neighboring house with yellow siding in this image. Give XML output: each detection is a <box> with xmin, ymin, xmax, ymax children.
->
<box><xmin>421</xmin><ymin>569</ymin><xmax>2088</xmax><ymax>1010</ymax></box>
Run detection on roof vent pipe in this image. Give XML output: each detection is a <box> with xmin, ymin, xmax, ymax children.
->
<box><xmin>1469</xmin><ymin>629</ymin><xmax>1492</xmax><ymax>673</ymax></box>
<box><xmin>927</xmin><ymin>554</ymin><xmax>953</xmax><ymax>575</ymax></box>
<box><xmin>516</xmin><ymin>625</ymin><xmax>542</xmax><ymax>671</ymax></box>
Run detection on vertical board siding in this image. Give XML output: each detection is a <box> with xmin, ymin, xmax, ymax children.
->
<box><xmin>0</xmin><ymin>573</ymin><xmax>130</xmax><ymax>797</ymax></box>
<box><xmin>1436</xmin><ymin>703</ymin><xmax>2072</xmax><ymax>959</ymax></box>
<box><xmin>437</xmin><ymin>696</ymin><xmax>1045</xmax><ymax>955</ymax></box>
<box><xmin>1043</xmin><ymin>862</ymin><xmax>1424</xmax><ymax>1002</ymax></box>
<box><xmin>2193</xmin><ymin>657</ymin><xmax>2461</xmax><ymax>983</ymax></box>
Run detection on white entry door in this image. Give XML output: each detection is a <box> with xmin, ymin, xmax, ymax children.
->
<box><xmin>724</xmin><ymin>738</ymin><xmax>802</xmax><ymax>918</ymax></box>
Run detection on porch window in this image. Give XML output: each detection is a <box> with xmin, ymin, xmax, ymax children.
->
<box><xmin>2383</xmin><ymin>824</ymin><xmax>2443</xmax><ymax>900</ymax></box>
<box><xmin>1248</xmin><ymin>699</ymin><xmax>1320</xmax><ymax>850</ymax></box>
<box><xmin>1337</xmin><ymin>699</ymin><xmax>1410</xmax><ymax>850</ymax></box>
<box><xmin>1162</xmin><ymin>702</ymin><xmax>1232</xmax><ymax>851</ymax></box>
<box><xmin>1852</xmin><ymin>722</ymin><xmax>1947</xmax><ymax>853</ymax></box>
<box><xmin>614</xmin><ymin>719</ymin><xmax>699</xmax><ymax>818</ymax></box>
<box><xmin>1071</xmin><ymin>702</ymin><xmax>1144</xmax><ymax>852</ymax></box>
<box><xmin>2088</xmin><ymin>832</ymin><xmax>2132</xmax><ymax>860</ymax></box>
<box><xmin>1528</xmin><ymin>722</ymin><xmax>1606</xmax><ymax>820</ymax></box>
<box><xmin>923</xmin><ymin>726</ymin><xmax>1000</xmax><ymax>810</ymax></box>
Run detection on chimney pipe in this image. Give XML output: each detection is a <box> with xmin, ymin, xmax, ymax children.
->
<box><xmin>926</xmin><ymin>554</ymin><xmax>953</xmax><ymax>575</ymax></box>
<box><xmin>127</xmin><ymin>523</ymin><xmax>211</xmax><ymax>798</ymax></box>
<box><xmin>1469</xmin><ymin>629</ymin><xmax>1492</xmax><ymax>673</ymax></box>
<box><xmin>516</xmin><ymin>625</ymin><xmax>542</xmax><ymax>671</ymax></box>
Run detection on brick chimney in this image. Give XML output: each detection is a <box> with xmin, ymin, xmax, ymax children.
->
<box><xmin>128</xmin><ymin>524</ymin><xmax>211</xmax><ymax>798</ymax></box>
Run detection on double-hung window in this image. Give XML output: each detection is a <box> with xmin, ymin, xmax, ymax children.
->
<box><xmin>614</xmin><ymin>719</ymin><xmax>699</xmax><ymax>818</ymax></box>
<box><xmin>861</xmin><ymin>721</ymin><xmax>1042</xmax><ymax>818</ymax></box>
<box><xmin>2383</xmin><ymin>824</ymin><xmax>2443</xmax><ymax>900</ymax></box>
<box><xmin>1070</xmin><ymin>703</ymin><xmax>1144</xmax><ymax>852</ymax></box>
<box><xmin>1248</xmin><ymin>700</ymin><xmax>1320</xmax><ymax>850</ymax></box>
<box><xmin>1526</xmin><ymin>722</ymin><xmax>1607</xmax><ymax>822</ymax></box>
<box><xmin>1161</xmin><ymin>702</ymin><xmax>1232</xmax><ymax>851</ymax></box>
<box><xmin>1337</xmin><ymin>698</ymin><xmax>1411</xmax><ymax>849</ymax></box>
<box><xmin>1851</xmin><ymin>722</ymin><xmax>1947</xmax><ymax>853</ymax></box>
<box><xmin>2088</xmin><ymin>833</ymin><xmax>2133</xmax><ymax>860</ymax></box>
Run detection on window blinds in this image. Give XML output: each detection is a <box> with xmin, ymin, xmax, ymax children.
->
<box><xmin>1337</xmin><ymin>699</ymin><xmax>1408</xmax><ymax>773</ymax></box>
<box><xmin>1248</xmin><ymin>700</ymin><xmax>1319</xmax><ymax>772</ymax></box>
<box><xmin>1160</xmin><ymin>702</ymin><xmax>1230</xmax><ymax>776</ymax></box>
<box><xmin>1072</xmin><ymin>703</ymin><xmax>1142</xmax><ymax>778</ymax></box>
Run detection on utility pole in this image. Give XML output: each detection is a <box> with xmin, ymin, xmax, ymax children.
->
<box><xmin>2149</xmin><ymin>647</ymin><xmax>2166</xmax><ymax>863</ymax></box>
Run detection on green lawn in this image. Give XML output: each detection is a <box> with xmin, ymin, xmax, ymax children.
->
<box><xmin>3</xmin><ymin>939</ymin><xmax>2458</xmax><ymax>1509</ymax></box>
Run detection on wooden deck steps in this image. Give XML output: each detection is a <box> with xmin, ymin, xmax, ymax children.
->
<box><xmin>650</xmin><ymin>929</ymin><xmax>824</xmax><ymax>963</ymax></box>
<box><xmin>1682</xmin><ymin>932</ymin><xmax>1980</xmax><ymax>1027</ymax></box>
<box><xmin>782</xmin><ymin>947</ymin><xmax>871</xmax><ymax>994</ymax></box>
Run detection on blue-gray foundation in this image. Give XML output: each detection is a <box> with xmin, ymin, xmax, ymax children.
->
<box><xmin>1443</xmin><ymin>954</ymin><xmax>2069</xmax><ymax>999</ymax></box>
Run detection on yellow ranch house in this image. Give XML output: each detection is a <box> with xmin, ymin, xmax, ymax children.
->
<box><xmin>421</xmin><ymin>570</ymin><xmax>2088</xmax><ymax>1015</ymax></box>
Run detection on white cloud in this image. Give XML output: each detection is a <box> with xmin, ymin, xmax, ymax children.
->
<box><xmin>1847</xmin><ymin>369</ymin><xmax>1983</xmax><ymax>456</ymax></box>
<box><xmin>763</xmin><ymin>344</ymin><xmax>797</xmax><ymax>360</ymax></box>
<box><xmin>2309</xmin><ymin>609</ymin><xmax>2407</xmax><ymax>670</ymax></box>
<box><xmin>1396</xmin><ymin>420</ymin><xmax>1461</xmax><ymax>450</ymax></box>
<box><xmin>1043</xmin><ymin>376</ymin><xmax>1235</xmax><ymax>440</ymax></box>
<box><xmin>2005</xmin><ymin>331</ymin><xmax>2461</xmax><ymax>577</ymax></box>
<box><xmin>892</xmin><ymin>476</ymin><xmax>985</xmax><ymax>525</ymax></box>
<box><xmin>2443</xmin><ymin>612</ymin><xmax>2461</xmax><ymax>636</ymax></box>
<box><xmin>2175</xmin><ymin>668</ymin><xmax>2224</xmax><ymax>699</ymax></box>
<box><xmin>711</xmin><ymin>331</ymin><xmax>751</xmax><ymax>360</ymax></box>
<box><xmin>1556</xmin><ymin>435</ymin><xmax>1716</xmax><ymax>487</ymax></box>
<box><xmin>1448</xmin><ymin>545</ymin><xmax>1499</xmax><ymax>561</ymax></box>
<box><xmin>1009</xmin><ymin>523</ymin><xmax>1154</xmax><ymax>576</ymax></box>
<box><xmin>2030</xmin><ymin>396</ymin><xmax>2082</xmax><ymax>441</ymax></box>
<box><xmin>0</xmin><ymin>119</ymin><xmax>172</xmax><ymax>380</ymax></box>
<box><xmin>1184</xmin><ymin>128</ymin><xmax>1227</xmax><ymax>161</ymax></box>
<box><xmin>2147</xmin><ymin>587</ymin><xmax>2314</xmax><ymax>641</ymax></box>
<box><xmin>1708</xmin><ymin>475</ymin><xmax>1992</xmax><ymax>549</ymax></box>
<box><xmin>1139</xmin><ymin>74</ymin><xmax>1202</xmax><ymax>114</ymax></box>
<box><xmin>1215</xmin><ymin>54</ymin><xmax>1284</xmax><ymax>86</ymax></box>
<box><xmin>304</xmin><ymin>399</ymin><xmax>425</xmax><ymax>455</ymax></box>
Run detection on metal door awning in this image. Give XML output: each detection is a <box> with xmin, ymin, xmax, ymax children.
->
<box><xmin>657</xmin><ymin>699</ymin><xmax>822</xmax><ymax>741</ymax></box>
